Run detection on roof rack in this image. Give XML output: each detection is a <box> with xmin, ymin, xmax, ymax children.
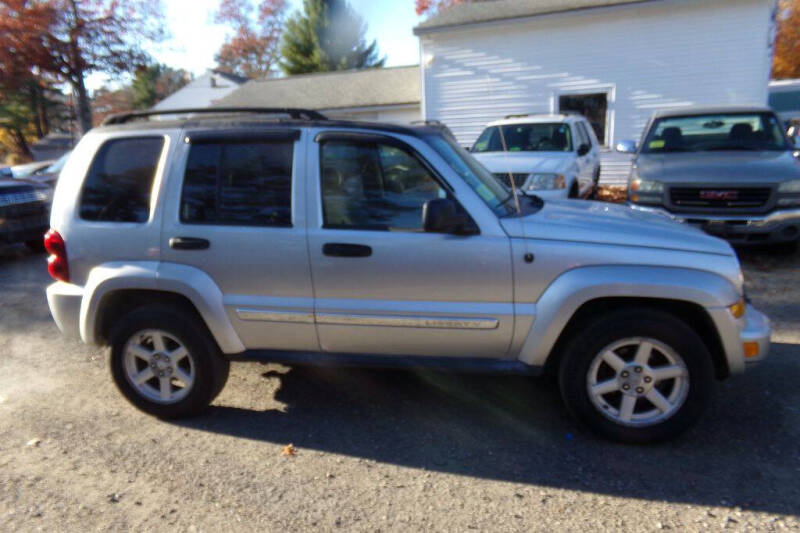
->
<box><xmin>102</xmin><ymin>107</ymin><xmax>328</xmax><ymax>126</ymax></box>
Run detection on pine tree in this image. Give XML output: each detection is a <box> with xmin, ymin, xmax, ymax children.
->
<box><xmin>280</xmin><ymin>0</ymin><xmax>385</xmax><ymax>75</ymax></box>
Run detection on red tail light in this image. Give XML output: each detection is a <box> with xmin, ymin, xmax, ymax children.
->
<box><xmin>44</xmin><ymin>228</ymin><xmax>69</xmax><ymax>282</ymax></box>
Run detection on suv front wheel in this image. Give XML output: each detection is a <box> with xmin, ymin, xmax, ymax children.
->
<box><xmin>109</xmin><ymin>306</ymin><xmax>230</xmax><ymax>418</ymax></box>
<box><xmin>559</xmin><ymin>308</ymin><xmax>713</xmax><ymax>443</ymax></box>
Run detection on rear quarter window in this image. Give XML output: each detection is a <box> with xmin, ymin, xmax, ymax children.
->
<box><xmin>79</xmin><ymin>136</ymin><xmax>165</xmax><ymax>222</ymax></box>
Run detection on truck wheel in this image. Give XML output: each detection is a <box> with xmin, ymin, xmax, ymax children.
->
<box><xmin>558</xmin><ymin>308</ymin><xmax>713</xmax><ymax>443</ymax></box>
<box><xmin>568</xmin><ymin>182</ymin><xmax>579</xmax><ymax>199</ymax></box>
<box><xmin>109</xmin><ymin>306</ymin><xmax>230</xmax><ymax>419</ymax></box>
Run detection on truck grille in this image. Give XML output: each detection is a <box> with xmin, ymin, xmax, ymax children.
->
<box><xmin>493</xmin><ymin>173</ymin><xmax>529</xmax><ymax>188</ymax></box>
<box><xmin>669</xmin><ymin>187</ymin><xmax>771</xmax><ymax>209</ymax></box>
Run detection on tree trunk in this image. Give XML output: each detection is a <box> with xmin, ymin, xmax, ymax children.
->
<box><xmin>28</xmin><ymin>84</ymin><xmax>44</xmax><ymax>139</ymax></box>
<box><xmin>72</xmin><ymin>75</ymin><xmax>93</xmax><ymax>134</ymax></box>
<box><xmin>2</xmin><ymin>126</ymin><xmax>33</xmax><ymax>159</ymax></box>
<box><xmin>68</xmin><ymin>0</ymin><xmax>92</xmax><ymax>134</ymax></box>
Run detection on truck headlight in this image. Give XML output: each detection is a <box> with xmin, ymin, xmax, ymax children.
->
<box><xmin>778</xmin><ymin>180</ymin><xmax>800</xmax><ymax>193</ymax></box>
<box><xmin>629</xmin><ymin>178</ymin><xmax>663</xmax><ymax>204</ymax></box>
<box><xmin>527</xmin><ymin>173</ymin><xmax>565</xmax><ymax>190</ymax></box>
<box><xmin>777</xmin><ymin>180</ymin><xmax>800</xmax><ymax>206</ymax></box>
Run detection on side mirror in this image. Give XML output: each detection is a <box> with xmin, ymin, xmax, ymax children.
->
<box><xmin>422</xmin><ymin>198</ymin><xmax>479</xmax><ymax>235</ymax></box>
<box><xmin>577</xmin><ymin>143</ymin><xmax>590</xmax><ymax>156</ymax></box>
<box><xmin>616</xmin><ymin>140</ymin><xmax>637</xmax><ymax>154</ymax></box>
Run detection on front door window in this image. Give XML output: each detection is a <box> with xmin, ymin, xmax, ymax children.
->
<box><xmin>320</xmin><ymin>139</ymin><xmax>447</xmax><ymax>232</ymax></box>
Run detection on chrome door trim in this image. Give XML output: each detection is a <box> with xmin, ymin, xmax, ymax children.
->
<box><xmin>316</xmin><ymin>313</ymin><xmax>499</xmax><ymax>330</ymax></box>
<box><xmin>235</xmin><ymin>308</ymin><xmax>315</xmax><ymax>324</ymax></box>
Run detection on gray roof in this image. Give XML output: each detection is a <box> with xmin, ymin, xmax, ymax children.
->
<box><xmin>653</xmin><ymin>106</ymin><xmax>773</xmax><ymax>118</ymax></box>
<box><xmin>414</xmin><ymin>0</ymin><xmax>661</xmax><ymax>33</ymax></box>
<box><xmin>152</xmin><ymin>70</ymin><xmax>248</xmax><ymax>111</ymax></box>
<box><xmin>213</xmin><ymin>66</ymin><xmax>420</xmax><ymax>111</ymax></box>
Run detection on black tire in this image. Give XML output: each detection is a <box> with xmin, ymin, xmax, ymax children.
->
<box><xmin>25</xmin><ymin>239</ymin><xmax>45</xmax><ymax>253</ymax></box>
<box><xmin>588</xmin><ymin>167</ymin><xmax>601</xmax><ymax>199</ymax></box>
<box><xmin>767</xmin><ymin>241</ymin><xmax>798</xmax><ymax>255</ymax></box>
<box><xmin>558</xmin><ymin>308</ymin><xmax>713</xmax><ymax>444</ymax></box>
<box><xmin>568</xmin><ymin>182</ymin><xmax>579</xmax><ymax>199</ymax></box>
<box><xmin>109</xmin><ymin>305</ymin><xmax>230</xmax><ymax>418</ymax></box>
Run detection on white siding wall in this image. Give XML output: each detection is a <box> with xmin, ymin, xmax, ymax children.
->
<box><xmin>420</xmin><ymin>0</ymin><xmax>775</xmax><ymax>147</ymax></box>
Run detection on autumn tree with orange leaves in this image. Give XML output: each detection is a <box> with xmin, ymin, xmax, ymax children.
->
<box><xmin>0</xmin><ymin>0</ymin><xmax>167</xmax><ymax>134</ymax></box>
<box><xmin>415</xmin><ymin>0</ymin><xmax>464</xmax><ymax>16</ymax></box>
<box><xmin>773</xmin><ymin>0</ymin><xmax>800</xmax><ymax>79</ymax></box>
<box><xmin>214</xmin><ymin>0</ymin><xmax>288</xmax><ymax>79</ymax></box>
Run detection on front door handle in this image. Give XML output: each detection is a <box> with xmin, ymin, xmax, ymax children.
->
<box><xmin>322</xmin><ymin>243</ymin><xmax>372</xmax><ymax>257</ymax></box>
<box><xmin>169</xmin><ymin>237</ymin><xmax>210</xmax><ymax>250</ymax></box>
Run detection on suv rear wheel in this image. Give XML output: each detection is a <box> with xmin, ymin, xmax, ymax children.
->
<box><xmin>109</xmin><ymin>306</ymin><xmax>230</xmax><ymax>418</ymax></box>
<box><xmin>558</xmin><ymin>308</ymin><xmax>713</xmax><ymax>443</ymax></box>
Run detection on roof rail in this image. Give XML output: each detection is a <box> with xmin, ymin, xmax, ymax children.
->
<box><xmin>102</xmin><ymin>107</ymin><xmax>328</xmax><ymax>126</ymax></box>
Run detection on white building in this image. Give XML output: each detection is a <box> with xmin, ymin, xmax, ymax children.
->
<box><xmin>415</xmin><ymin>0</ymin><xmax>777</xmax><ymax>147</ymax></box>
<box><xmin>152</xmin><ymin>70</ymin><xmax>248</xmax><ymax>111</ymax></box>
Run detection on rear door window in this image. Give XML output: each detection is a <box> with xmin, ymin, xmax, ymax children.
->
<box><xmin>79</xmin><ymin>137</ymin><xmax>164</xmax><ymax>222</ymax></box>
<box><xmin>180</xmin><ymin>139</ymin><xmax>293</xmax><ymax>227</ymax></box>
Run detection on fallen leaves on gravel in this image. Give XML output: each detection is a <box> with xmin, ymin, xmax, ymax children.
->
<box><xmin>282</xmin><ymin>443</ymin><xmax>297</xmax><ymax>456</ymax></box>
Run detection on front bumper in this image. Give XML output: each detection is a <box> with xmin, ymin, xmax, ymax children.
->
<box><xmin>628</xmin><ymin>204</ymin><xmax>800</xmax><ymax>244</ymax></box>
<box><xmin>739</xmin><ymin>304</ymin><xmax>771</xmax><ymax>366</ymax></box>
<box><xmin>708</xmin><ymin>303</ymin><xmax>771</xmax><ymax>375</ymax></box>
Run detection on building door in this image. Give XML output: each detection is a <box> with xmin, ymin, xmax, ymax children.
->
<box><xmin>559</xmin><ymin>93</ymin><xmax>608</xmax><ymax>145</ymax></box>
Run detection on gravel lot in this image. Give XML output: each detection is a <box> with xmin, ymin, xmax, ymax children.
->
<box><xmin>0</xmin><ymin>242</ymin><xmax>798</xmax><ymax>532</ymax></box>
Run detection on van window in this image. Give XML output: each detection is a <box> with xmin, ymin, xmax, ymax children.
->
<box><xmin>180</xmin><ymin>140</ymin><xmax>293</xmax><ymax>227</ymax></box>
<box><xmin>79</xmin><ymin>137</ymin><xmax>164</xmax><ymax>222</ymax></box>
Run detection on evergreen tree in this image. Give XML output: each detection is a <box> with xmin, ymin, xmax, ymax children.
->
<box><xmin>280</xmin><ymin>0</ymin><xmax>385</xmax><ymax>75</ymax></box>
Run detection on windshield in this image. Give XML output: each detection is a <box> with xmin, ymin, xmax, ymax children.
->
<box><xmin>471</xmin><ymin>123</ymin><xmax>573</xmax><ymax>153</ymax></box>
<box><xmin>425</xmin><ymin>133</ymin><xmax>518</xmax><ymax>217</ymax></box>
<box><xmin>641</xmin><ymin>113</ymin><xmax>789</xmax><ymax>153</ymax></box>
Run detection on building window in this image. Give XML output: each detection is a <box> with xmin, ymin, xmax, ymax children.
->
<box><xmin>559</xmin><ymin>93</ymin><xmax>608</xmax><ymax>145</ymax></box>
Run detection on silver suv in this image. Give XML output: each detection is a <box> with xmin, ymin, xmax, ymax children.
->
<box><xmin>45</xmin><ymin>108</ymin><xmax>770</xmax><ymax>443</ymax></box>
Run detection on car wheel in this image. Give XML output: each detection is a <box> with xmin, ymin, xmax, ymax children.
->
<box><xmin>558</xmin><ymin>308</ymin><xmax>713</xmax><ymax>443</ymax></box>
<box><xmin>109</xmin><ymin>306</ymin><xmax>230</xmax><ymax>418</ymax></box>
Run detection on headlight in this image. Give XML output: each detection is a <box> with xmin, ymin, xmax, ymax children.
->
<box><xmin>526</xmin><ymin>173</ymin><xmax>565</xmax><ymax>190</ymax></box>
<box><xmin>630</xmin><ymin>178</ymin><xmax>664</xmax><ymax>193</ymax></box>
<box><xmin>777</xmin><ymin>180</ymin><xmax>800</xmax><ymax>193</ymax></box>
<box><xmin>629</xmin><ymin>177</ymin><xmax>663</xmax><ymax>204</ymax></box>
<box><xmin>778</xmin><ymin>179</ymin><xmax>800</xmax><ymax>206</ymax></box>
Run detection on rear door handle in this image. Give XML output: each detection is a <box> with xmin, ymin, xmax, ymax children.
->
<box><xmin>169</xmin><ymin>237</ymin><xmax>210</xmax><ymax>250</ymax></box>
<box><xmin>322</xmin><ymin>243</ymin><xmax>372</xmax><ymax>257</ymax></box>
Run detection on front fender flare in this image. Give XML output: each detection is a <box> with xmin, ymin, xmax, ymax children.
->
<box><xmin>518</xmin><ymin>265</ymin><xmax>740</xmax><ymax>367</ymax></box>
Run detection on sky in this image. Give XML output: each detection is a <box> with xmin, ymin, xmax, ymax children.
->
<box><xmin>87</xmin><ymin>0</ymin><xmax>423</xmax><ymax>91</ymax></box>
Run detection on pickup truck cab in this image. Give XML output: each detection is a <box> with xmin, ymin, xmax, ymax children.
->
<box><xmin>618</xmin><ymin>106</ymin><xmax>800</xmax><ymax>247</ymax></box>
<box><xmin>45</xmin><ymin>108</ymin><xmax>770</xmax><ymax>443</ymax></box>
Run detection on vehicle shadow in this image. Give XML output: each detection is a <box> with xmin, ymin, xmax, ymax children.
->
<box><xmin>177</xmin><ymin>342</ymin><xmax>800</xmax><ymax>516</ymax></box>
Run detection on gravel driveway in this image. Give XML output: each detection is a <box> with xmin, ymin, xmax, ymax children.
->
<box><xmin>0</xmin><ymin>244</ymin><xmax>798</xmax><ymax>532</ymax></box>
